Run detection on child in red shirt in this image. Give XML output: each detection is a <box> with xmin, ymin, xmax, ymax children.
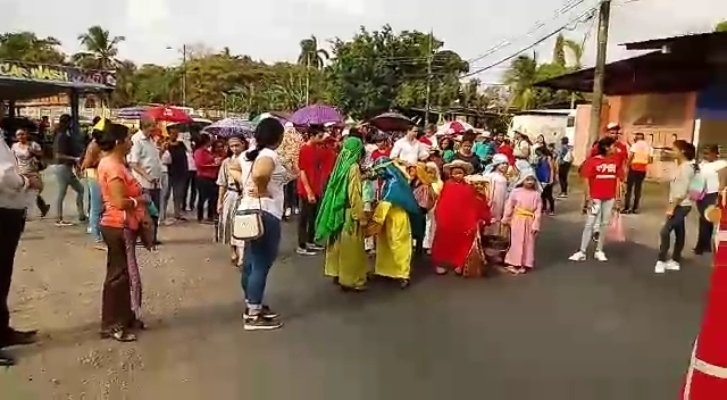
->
<box><xmin>569</xmin><ymin>136</ymin><xmax>623</xmax><ymax>263</ymax></box>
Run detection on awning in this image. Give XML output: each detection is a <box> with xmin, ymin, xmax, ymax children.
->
<box><xmin>0</xmin><ymin>60</ymin><xmax>115</xmax><ymax>101</ymax></box>
<box><xmin>534</xmin><ymin>51</ymin><xmax>717</xmax><ymax>95</ymax></box>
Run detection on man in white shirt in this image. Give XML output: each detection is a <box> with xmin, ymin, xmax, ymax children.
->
<box><xmin>695</xmin><ymin>144</ymin><xmax>727</xmax><ymax>254</ymax></box>
<box><xmin>0</xmin><ymin>134</ymin><xmax>43</xmax><ymax>366</ymax></box>
<box><xmin>129</xmin><ymin>117</ymin><xmax>164</xmax><ymax>244</ymax></box>
<box><xmin>390</xmin><ymin>125</ymin><xmax>429</xmax><ymax>165</ymax></box>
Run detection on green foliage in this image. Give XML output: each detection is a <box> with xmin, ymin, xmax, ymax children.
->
<box><xmin>504</xmin><ymin>34</ymin><xmax>585</xmax><ymax>110</ymax></box>
<box><xmin>716</xmin><ymin>21</ymin><xmax>727</xmax><ymax>32</ymax></box>
<box><xmin>0</xmin><ymin>24</ymin><xmax>499</xmax><ymax>118</ymax></box>
<box><xmin>0</xmin><ymin>32</ymin><xmax>66</xmax><ymax>64</ymax></box>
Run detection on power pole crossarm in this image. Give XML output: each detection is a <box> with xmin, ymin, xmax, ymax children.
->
<box><xmin>424</xmin><ymin>30</ymin><xmax>433</xmax><ymax>126</ymax></box>
<box><xmin>588</xmin><ymin>0</ymin><xmax>612</xmax><ymax>145</ymax></box>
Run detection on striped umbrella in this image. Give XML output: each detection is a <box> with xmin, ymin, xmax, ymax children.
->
<box><xmin>290</xmin><ymin>104</ymin><xmax>344</xmax><ymax>126</ymax></box>
<box><xmin>116</xmin><ymin>106</ymin><xmax>149</xmax><ymax>120</ymax></box>
<box><xmin>202</xmin><ymin>117</ymin><xmax>256</xmax><ymax>138</ymax></box>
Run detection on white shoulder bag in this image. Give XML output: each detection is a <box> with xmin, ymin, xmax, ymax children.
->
<box><xmin>232</xmin><ymin>159</ymin><xmax>265</xmax><ymax>241</ymax></box>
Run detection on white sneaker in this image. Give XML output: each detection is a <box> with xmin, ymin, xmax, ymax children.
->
<box><xmin>666</xmin><ymin>260</ymin><xmax>681</xmax><ymax>271</ymax></box>
<box><xmin>594</xmin><ymin>251</ymin><xmax>608</xmax><ymax>262</ymax></box>
<box><xmin>568</xmin><ymin>251</ymin><xmax>586</xmax><ymax>261</ymax></box>
<box><xmin>655</xmin><ymin>261</ymin><xmax>668</xmax><ymax>274</ymax></box>
<box><xmin>284</xmin><ymin>208</ymin><xmax>292</xmax><ymax>218</ymax></box>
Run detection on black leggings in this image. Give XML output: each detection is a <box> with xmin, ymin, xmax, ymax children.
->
<box><xmin>558</xmin><ymin>162</ymin><xmax>571</xmax><ymax>195</ymax></box>
<box><xmin>195</xmin><ymin>177</ymin><xmax>218</xmax><ymax>222</ymax></box>
<box><xmin>541</xmin><ymin>183</ymin><xmax>555</xmax><ymax>213</ymax></box>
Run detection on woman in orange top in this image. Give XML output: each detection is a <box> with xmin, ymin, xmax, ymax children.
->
<box><xmin>96</xmin><ymin>121</ymin><xmax>152</xmax><ymax>342</ymax></box>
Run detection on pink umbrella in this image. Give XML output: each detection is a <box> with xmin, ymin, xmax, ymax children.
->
<box><xmin>436</xmin><ymin>121</ymin><xmax>474</xmax><ymax>135</ymax></box>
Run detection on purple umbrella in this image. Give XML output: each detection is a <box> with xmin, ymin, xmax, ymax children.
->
<box><xmin>290</xmin><ymin>104</ymin><xmax>344</xmax><ymax>126</ymax></box>
<box><xmin>116</xmin><ymin>106</ymin><xmax>149</xmax><ymax>120</ymax></box>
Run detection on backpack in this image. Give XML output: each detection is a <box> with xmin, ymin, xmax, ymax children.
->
<box><xmin>688</xmin><ymin>164</ymin><xmax>706</xmax><ymax>202</ymax></box>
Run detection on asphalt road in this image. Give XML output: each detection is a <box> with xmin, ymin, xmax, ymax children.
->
<box><xmin>0</xmin><ymin>185</ymin><xmax>711</xmax><ymax>400</ymax></box>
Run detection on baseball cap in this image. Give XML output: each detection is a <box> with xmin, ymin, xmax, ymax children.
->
<box><xmin>606</xmin><ymin>122</ymin><xmax>620</xmax><ymax>130</ymax></box>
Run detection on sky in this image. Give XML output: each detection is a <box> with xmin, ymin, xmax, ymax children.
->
<box><xmin>1</xmin><ymin>0</ymin><xmax>725</xmax><ymax>84</ymax></box>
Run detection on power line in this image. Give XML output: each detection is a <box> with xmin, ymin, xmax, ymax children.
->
<box><xmin>465</xmin><ymin>0</ymin><xmax>591</xmax><ymax>64</ymax></box>
<box><xmin>460</xmin><ymin>4</ymin><xmax>598</xmax><ymax>78</ymax></box>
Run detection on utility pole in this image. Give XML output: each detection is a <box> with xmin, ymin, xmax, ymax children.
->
<box><xmin>588</xmin><ymin>0</ymin><xmax>612</xmax><ymax>144</ymax></box>
<box><xmin>182</xmin><ymin>44</ymin><xmax>188</xmax><ymax>107</ymax></box>
<box><xmin>305</xmin><ymin>54</ymin><xmax>310</xmax><ymax>106</ymax></box>
<box><xmin>424</xmin><ymin>30</ymin><xmax>434</xmax><ymax>126</ymax></box>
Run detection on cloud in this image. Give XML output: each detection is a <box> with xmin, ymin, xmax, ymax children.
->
<box><xmin>126</xmin><ymin>0</ymin><xmax>171</xmax><ymax>31</ymax></box>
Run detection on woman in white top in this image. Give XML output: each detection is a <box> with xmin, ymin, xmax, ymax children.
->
<box><xmin>230</xmin><ymin>118</ymin><xmax>286</xmax><ymax>331</ymax></box>
<box><xmin>695</xmin><ymin>144</ymin><xmax>727</xmax><ymax>255</ymax></box>
<box><xmin>10</xmin><ymin>128</ymin><xmax>49</xmax><ymax>217</ymax></box>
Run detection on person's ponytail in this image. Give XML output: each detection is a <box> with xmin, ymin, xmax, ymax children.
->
<box><xmin>245</xmin><ymin>145</ymin><xmax>260</xmax><ymax>162</ymax></box>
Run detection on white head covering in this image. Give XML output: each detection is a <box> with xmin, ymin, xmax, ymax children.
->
<box><xmin>491</xmin><ymin>154</ymin><xmax>509</xmax><ymax>166</ymax></box>
<box><xmin>512</xmin><ymin>170</ymin><xmax>542</xmax><ymax>192</ymax></box>
<box><xmin>284</xmin><ymin>122</ymin><xmax>294</xmax><ymax>128</ymax></box>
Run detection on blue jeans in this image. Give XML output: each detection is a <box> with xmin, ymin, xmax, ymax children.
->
<box><xmin>241</xmin><ymin>211</ymin><xmax>282</xmax><ymax>305</ymax></box>
<box><xmin>658</xmin><ymin>205</ymin><xmax>691</xmax><ymax>262</ymax></box>
<box><xmin>87</xmin><ymin>178</ymin><xmax>102</xmax><ymax>240</ymax></box>
<box><xmin>51</xmin><ymin>164</ymin><xmax>85</xmax><ymax>221</ymax></box>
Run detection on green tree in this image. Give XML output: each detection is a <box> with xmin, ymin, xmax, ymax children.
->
<box><xmin>0</xmin><ymin>32</ymin><xmax>66</xmax><ymax>64</ymax></box>
<box><xmin>73</xmin><ymin>25</ymin><xmax>125</xmax><ymax>70</ymax></box>
<box><xmin>325</xmin><ymin>25</ymin><xmax>468</xmax><ymax>119</ymax></box>
<box><xmin>552</xmin><ymin>33</ymin><xmax>584</xmax><ymax>70</ymax></box>
<box><xmin>297</xmin><ymin>36</ymin><xmax>329</xmax><ymax>69</ymax></box>
<box><xmin>716</xmin><ymin>20</ymin><xmax>727</xmax><ymax>32</ymax></box>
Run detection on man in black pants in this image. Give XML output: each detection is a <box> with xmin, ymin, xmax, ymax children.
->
<box><xmin>0</xmin><ymin>137</ymin><xmax>43</xmax><ymax>366</ymax></box>
<box><xmin>296</xmin><ymin>127</ymin><xmax>329</xmax><ymax>255</ymax></box>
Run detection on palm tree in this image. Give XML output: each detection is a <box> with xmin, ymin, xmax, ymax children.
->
<box><xmin>503</xmin><ymin>54</ymin><xmax>540</xmax><ymax>110</ymax></box>
<box><xmin>297</xmin><ymin>36</ymin><xmax>329</xmax><ymax>69</ymax></box>
<box><xmin>552</xmin><ymin>33</ymin><xmax>584</xmax><ymax>70</ymax></box>
<box><xmin>72</xmin><ymin>25</ymin><xmax>125</xmax><ymax>70</ymax></box>
<box><xmin>716</xmin><ymin>20</ymin><xmax>727</xmax><ymax>32</ymax></box>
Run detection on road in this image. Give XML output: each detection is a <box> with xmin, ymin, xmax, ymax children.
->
<box><xmin>0</xmin><ymin>183</ymin><xmax>711</xmax><ymax>400</ymax></box>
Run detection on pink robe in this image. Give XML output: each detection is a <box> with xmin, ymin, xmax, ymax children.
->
<box><xmin>502</xmin><ymin>187</ymin><xmax>542</xmax><ymax>268</ymax></box>
<box><xmin>485</xmin><ymin>172</ymin><xmax>509</xmax><ymax>235</ymax></box>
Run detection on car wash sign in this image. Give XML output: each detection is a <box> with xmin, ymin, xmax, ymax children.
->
<box><xmin>0</xmin><ymin>60</ymin><xmax>116</xmax><ymax>88</ymax></box>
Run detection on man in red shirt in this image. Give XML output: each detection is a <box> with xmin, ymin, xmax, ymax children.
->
<box><xmin>588</xmin><ymin>122</ymin><xmax>629</xmax><ymax>166</ymax></box>
<box><xmin>297</xmin><ymin>126</ymin><xmax>332</xmax><ymax>255</ymax></box>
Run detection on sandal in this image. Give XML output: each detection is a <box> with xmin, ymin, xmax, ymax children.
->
<box><xmin>101</xmin><ymin>328</ymin><xmax>137</xmax><ymax>342</ymax></box>
<box><xmin>504</xmin><ymin>266</ymin><xmax>520</xmax><ymax>275</ymax></box>
<box><xmin>435</xmin><ymin>266</ymin><xmax>448</xmax><ymax>275</ymax></box>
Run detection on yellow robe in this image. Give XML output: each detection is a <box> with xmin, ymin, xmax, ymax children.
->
<box><xmin>373</xmin><ymin>201</ymin><xmax>412</xmax><ymax>280</ymax></box>
<box><xmin>324</xmin><ymin>165</ymin><xmax>368</xmax><ymax>288</ymax></box>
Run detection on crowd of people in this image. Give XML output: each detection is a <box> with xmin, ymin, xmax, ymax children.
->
<box><xmin>1</xmin><ymin>112</ymin><xmax>726</xmax><ymax>366</ymax></box>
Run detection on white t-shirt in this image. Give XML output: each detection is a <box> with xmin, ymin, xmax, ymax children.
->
<box><xmin>699</xmin><ymin>159</ymin><xmax>727</xmax><ymax>194</ymax></box>
<box><xmin>390</xmin><ymin>137</ymin><xmax>428</xmax><ymax>165</ymax></box>
<box><xmin>236</xmin><ymin>148</ymin><xmax>287</xmax><ymax>219</ymax></box>
<box><xmin>10</xmin><ymin>142</ymin><xmax>41</xmax><ymax>174</ymax></box>
<box><xmin>180</xmin><ymin>132</ymin><xmax>196</xmax><ymax>171</ymax></box>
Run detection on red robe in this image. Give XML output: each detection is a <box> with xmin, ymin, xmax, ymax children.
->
<box><xmin>431</xmin><ymin>180</ymin><xmax>491</xmax><ymax>270</ymax></box>
<box><xmin>681</xmin><ymin>198</ymin><xmax>727</xmax><ymax>399</ymax></box>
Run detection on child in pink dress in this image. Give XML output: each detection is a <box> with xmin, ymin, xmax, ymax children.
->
<box><xmin>502</xmin><ymin>173</ymin><xmax>542</xmax><ymax>274</ymax></box>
